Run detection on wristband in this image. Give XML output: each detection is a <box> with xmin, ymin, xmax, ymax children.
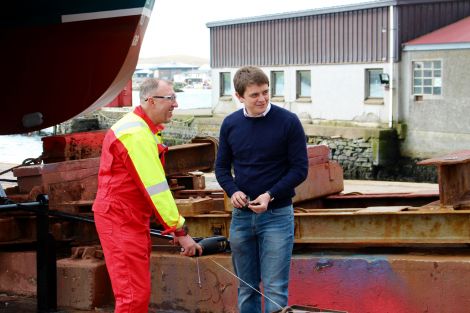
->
<box><xmin>266</xmin><ymin>191</ymin><xmax>274</xmax><ymax>202</ymax></box>
<box><xmin>174</xmin><ymin>225</ymin><xmax>189</xmax><ymax>237</ymax></box>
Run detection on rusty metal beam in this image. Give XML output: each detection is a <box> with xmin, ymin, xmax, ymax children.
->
<box><xmin>165</xmin><ymin>138</ymin><xmax>217</xmax><ymax>176</ymax></box>
<box><xmin>41</xmin><ymin>133</ymin><xmax>217</xmax><ymax>176</ymax></box>
<box><xmin>184</xmin><ymin>207</ymin><xmax>470</xmax><ymax>245</ymax></box>
<box><xmin>321</xmin><ymin>192</ymin><xmax>439</xmax><ymax>209</ymax></box>
<box><xmin>293</xmin><ymin>208</ymin><xmax>470</xmax><ymax>244</ymax></box>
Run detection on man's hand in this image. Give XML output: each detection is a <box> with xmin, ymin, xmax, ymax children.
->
<box><xmin>173</xmin><ymin>235</ymin><xmax>203</xmax><ymax>257</ymax></box>
<box><xmin>248</xmin><ymin>192</ymin><xmax>271</xmax><ymax>214</ymax></box>
<box><xmin>231</xmin><ymin>191</ymin><xmax>249</xmax><ymax>209</ymax></box>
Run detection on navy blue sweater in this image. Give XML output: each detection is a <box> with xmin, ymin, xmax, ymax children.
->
<box><xmin>215</xmin><ymin>104</ymin><xmax>308</xmax><ymax>209</ymax></box>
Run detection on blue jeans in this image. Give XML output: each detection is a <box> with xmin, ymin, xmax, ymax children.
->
<box><xmin>230</xmin><ymin>205</ymin><xmax>294</xmax><ymax>313</ymax></box>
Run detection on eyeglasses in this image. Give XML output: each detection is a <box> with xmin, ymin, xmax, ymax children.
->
<box><xmin>145</xmin><ymin>95</ymin><xmax>177</xmax><ymax>102</ymax></box>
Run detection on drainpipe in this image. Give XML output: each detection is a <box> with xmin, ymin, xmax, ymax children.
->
<box><xmin>388</xmin><ymin>5</ymin><xmax>395</xmax><ymax>128</ymax></box>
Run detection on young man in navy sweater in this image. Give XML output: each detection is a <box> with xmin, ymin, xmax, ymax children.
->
<box><xmin>215</xmin><ymin>66</ymin><xmax>308</xmax><ymax>313</ymax></box>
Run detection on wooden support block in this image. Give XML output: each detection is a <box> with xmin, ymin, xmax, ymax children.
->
<box><xmin>57</xmin><ymin>257</ymin><xmax>113</xmax><ymax>309</ymax></box>
<box><xmin>12</xmin><ymin>165</ymin><xmax>43</xmax><ymax>194</ymax></box>
<box><xmin>175</xmin><ymin>197</ymin><xmax>213</xmax><ymax>216</ymax></box>
<box><xmin>42</xmin><ymin>158</ymin><xmax>99</xmax><ymax>213</ymax></box>
<box><xmin>41</xmin><ymin>130</ymin><xmax>106</xmax><ymax>164</ymax></box>
<box><xmin>223</xmin><ymin>192</ymin><xmax>232</xmax><ymax>212</ymax></box>
<box><xmin>0</xmin><ymin>217</ymin><xmax>20</xmax><ymax>242</ymax></box>
<box><xmin>418</xmin><ymin>150</ymin><xmax>470</xmax><ymax>208</ymax></box>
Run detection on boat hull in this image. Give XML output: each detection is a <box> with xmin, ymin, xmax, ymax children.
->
<box><xmin>0</xmin><ymin>2</ymin><xmax>152</xmax><ymax>134</ymax></box>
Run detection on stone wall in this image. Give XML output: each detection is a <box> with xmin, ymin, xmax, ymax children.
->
<box><xmin>308</xmin><ymin>136</ymin><xmax>375</xmax><ymax>180</ymax></box>
<box><xmin>306</xmin><ymin>135</ymin><xmax>436</xmax><ymax>182</ymax></box>
<box><xmin>161</xmin><ymin>116</ymin><xmax>224</xmax><ymax>146</ymax></box>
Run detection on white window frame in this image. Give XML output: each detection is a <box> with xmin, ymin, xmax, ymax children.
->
<box><xmin>270</xmin><ymin>71</ymin><xmax>285</xmax><ymax>97</ymax></box>
<box><xmin>220</xmin><ymin>72</ymin><xmax>232</xmax><ymax>97</ymax></box>
<box><xmin>296</xmin><ymin>70</ymin><xmax>311</xmax><ymax>101</ymax></box>
<box><xmin>364</xmin><ymin>68</ymin><xmax>385</xmax><ymax>105</ymax></box>
<box><xmin>412</xmin><ymin>60</ymin><xmax>442</xmax><ymax>99</ymax></box>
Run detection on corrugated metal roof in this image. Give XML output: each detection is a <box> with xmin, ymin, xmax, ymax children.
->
<box><xmin>207</xmin><ymin>0</ymin><xmax>470</xmax><ymax>66</ymax></box>
<box><xmin>205</xmin><ymin>0</ymin><xmax>454</xmax><ymax>27</ymax></box>
<box><xmin>206</xmin><ymin>1</ymin><xmax>394</xmax><ymax>27</ymax></box>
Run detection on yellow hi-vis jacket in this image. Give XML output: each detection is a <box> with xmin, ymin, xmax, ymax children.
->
<box><xmin>93</xmin><ymin>106</ymin><xmax>184</xmax><ymax>232</ymax></box>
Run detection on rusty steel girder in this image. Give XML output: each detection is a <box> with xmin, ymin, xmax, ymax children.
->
<box><xmin>293</xmin><ymin>207</ymin><xmax>470</xmax><ymax>245</ymax></box>
<box><xmin>41</xmin><ymin>133</ymin><xmax>217</xmax><ymax>176</ymax></box>
<box><xmin>183</xmin><ymin>207</ymin><xmax>470</xmax><ymax>245</ymax></box>
<box><xmin>23</xmin><ymin>137</ymin><xmax>218</xmax><ymax>213</ymax></box>
<box><xmin>164</xmin><ymin>137</ymin><xmax>217</xmax><ymax>176</ymax></box>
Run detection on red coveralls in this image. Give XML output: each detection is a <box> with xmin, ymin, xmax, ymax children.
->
<box><xmin>93</xmin><ymin>106</ymin><xmax>184</xmax><ymax>313</ymax></box>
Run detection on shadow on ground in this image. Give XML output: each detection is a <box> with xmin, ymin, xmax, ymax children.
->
<box><xmin>0</xmin><ymin>294</ymin><xmax>184</xmax><ymax>313</ymax></box>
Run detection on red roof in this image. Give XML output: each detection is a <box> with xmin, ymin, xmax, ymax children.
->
<box><xmin>405</xmin><ymin>16</ymin><xmax>470</xmax><ymax>45</ymax></box>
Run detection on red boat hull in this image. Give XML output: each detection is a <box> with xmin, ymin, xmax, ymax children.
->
<box><xmin>1</xmin><ymin>14</ymin><xmax>148</xmax><ymax>134</ymax></box>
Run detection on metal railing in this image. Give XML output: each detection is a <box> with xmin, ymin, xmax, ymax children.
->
<box><xmin>0</xmin><ymin>195</ymin><xmax>174</xmax><ymax>313</ymax></box>
<box><xmin>0</xmin><ymin>195</ymin><xmax>56</xmax><ymax>313</ymax></box>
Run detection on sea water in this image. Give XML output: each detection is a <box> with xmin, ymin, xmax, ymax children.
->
<box><xmin>0</xmin><ymin>134</ymin><xmax>44</xmax><ymax>164</ymax></box>
<box><xmin>0</xmin><ymin>89</ymin><xmax>212</xmax><ymax>164</ymax></box>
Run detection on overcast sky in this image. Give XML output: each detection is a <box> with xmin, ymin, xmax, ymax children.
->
<box><xmin>139</xmin><ymin>0</ymin><xmax>371</xmax><ymax>59</ymax></box>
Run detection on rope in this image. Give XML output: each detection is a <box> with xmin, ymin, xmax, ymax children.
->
<box><xmin>208</xmin><ymin>257</ymin><xmax>284</xmax><ymax>311</ymax></box>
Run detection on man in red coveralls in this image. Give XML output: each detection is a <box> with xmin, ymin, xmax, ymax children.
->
<box><xmin>93</xmin><ymin>78</ymin><xmax>202</xmax><ymax>313</ymax></box>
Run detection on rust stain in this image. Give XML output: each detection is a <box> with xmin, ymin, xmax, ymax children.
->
<box><xmin>429</xmin><ymin>221</ymin><xmax>442</xmax><ymax>235</ymax></box>
<box><xmin>196</xmin><ymin>268</ymin><xmax>234</xmax><ymax>305</ymax></box>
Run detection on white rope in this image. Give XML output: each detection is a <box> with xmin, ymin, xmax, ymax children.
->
<box><xmin>208</xmin><ymin>257</ymin><xmax>284</xmax><ymax>311</ymax></box>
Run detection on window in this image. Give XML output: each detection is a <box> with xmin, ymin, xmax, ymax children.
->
<box><xmin>412</xmin><ymin>61</ymin><xmax>442</xmax><ymax>96</ymax></box>
<box><xmin>271</xmin><ymin>71</ymin><xmax>285</xmax><ymax>97</ymax></box>
<box><xmin>366</xmin><ymin>69</ymin><xmax>384</xmax><ymax>99</ymax></box>
<box><xmin>296</xmin><ymin>70</ymin><xmax>311</xmax><ymax>99</ymax></box>
<box><xmin>220</xmin><ymin>72</ymin><xmax>231</xmax><ymax>97</ymax></box>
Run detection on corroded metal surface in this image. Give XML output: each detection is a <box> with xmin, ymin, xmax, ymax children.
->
<box><xmin>41</xmin><ymin>130</ymin><xmax>107</xmax><ymax>164</ymax></box>
<box><xmin>165</xmin><ymin>142</ymin><xmax>216</xmax><ymax>176</ymax></box>
<box><xmin>184</xmin><ymin>207</ymin><xmax>470</xmax><ymax>245</ymax></box>
<box><xmin>293</xmin><ymin>162</ymin><xmax>344</xmax><ymax>203</ymax></box>
<box><xmin>272</xmin><ymin>305</ymin><xmax>347</xmax><ymax>312</ymax></box>
<box><xmin>294</xmin><ymin>208</ymin><xmax>470</xmax><ymax>244</ymax></box>
<box><xmin>6</xmin><ymin>251</ymin><xmax>470</xmax><ymax>312</ymax></box>
<box><xmin>185</xmin><ymin>214</ymin><xmax>231</xmax><ymax>238</ymax></box>
<box><xmin>418</xmin><ymin>150</ymin><xmax>470</xmax><ymax>207</ymax></box>
<box><xmin>323</xmin><ymin>192</ymin><xmax>439</xmax><ymax>209</ymax></box>
<box><xmin>150</xmin><ymin>253</ymin><xmax>237</xmax><ymax>313</ymax></box>
<box><xmin>148</xmin><ymin>251</ymin><xmax>470</xmax><ymax>313</ymax></box>
<box><xmin>40</xmin><ymin>133</ymin><xmax>217</xmax><ymax>175</ymax></box>
<box><xmin>23</xmin><ymin>136</ymin><xmax>218</xmax><ymax>213</ymax></box>
<box><xmin>289</xmin><ymin>252</ymin><xmax>470</xmax><ymax>313</ymax></box>
<box><xmin>0</xmin><ymin>217</ymin><xmax>20</xmax><ymax>242</ymax></box>
<box><xmin>294</xmin><ymin>145</ymin><xmax>343</xmax><ymax>203</ymax></box>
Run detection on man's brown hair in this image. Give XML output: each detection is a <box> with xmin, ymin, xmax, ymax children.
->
<box><xmin>233</xmin><ymin>66</ymin><xmax>269</xmax><ymax>96</ymax></box>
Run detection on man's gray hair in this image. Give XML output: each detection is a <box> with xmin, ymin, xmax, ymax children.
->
<box><xmin>139</xmin><ymin>78</ymin><xmax>173</xmax><ymax>103</ymax></box>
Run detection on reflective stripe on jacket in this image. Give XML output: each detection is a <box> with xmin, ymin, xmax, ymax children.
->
<box><xmin>94</xmin><ymin>106</ymin><xmax>184</xmax><ymax>231</ymax></box>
